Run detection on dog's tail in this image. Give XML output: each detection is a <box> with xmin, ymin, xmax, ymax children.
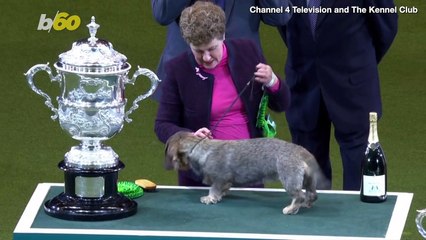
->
<box><xmin>304</xmin><ymin>152</ymin><xmax>331</xmax><ymax>190</ymax></box>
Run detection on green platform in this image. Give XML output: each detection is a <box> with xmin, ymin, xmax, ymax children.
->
<box><xmin>14</xmin><ymin>183</ymin><xmax>412</xmax><ymax>240</ymax></box>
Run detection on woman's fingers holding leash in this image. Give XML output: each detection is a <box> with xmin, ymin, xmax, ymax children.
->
<box><xmin>254</xmin><ymin>63</ymin><xmax>273</xmax><ymax>84</ymax></box>
<box><xmin>193</xmin><ymin>127</ymin><xmax>213</xmax><ymax>139</ymax></box>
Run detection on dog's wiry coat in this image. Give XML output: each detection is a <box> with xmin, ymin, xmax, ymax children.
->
<box><xmin>165</xmin><ymin>131</ymin><xmax>329</xmax><ymax>214</ymax></box>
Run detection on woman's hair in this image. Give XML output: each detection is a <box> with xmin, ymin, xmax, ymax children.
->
<box><xmin>179</xmin><ymin>1</ymin><xmax>226</xmax><ymax>46</ymax></box>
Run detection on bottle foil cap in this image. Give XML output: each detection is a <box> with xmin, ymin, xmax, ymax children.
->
<box><xmin>369</xmin><ymin>112</ymin><xmax>378</xmax><ymax>122</ymax></box>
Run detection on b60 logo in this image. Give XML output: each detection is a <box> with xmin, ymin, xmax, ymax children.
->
<box><xmin>37</xmin><ymin>11</ymin><xmax>81</xmax><ymax>32</ymax></box>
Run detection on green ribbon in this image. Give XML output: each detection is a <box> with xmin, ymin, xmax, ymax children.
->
<box><xmin>256</xmin><ymin>93</ymin><xmax>277</xmax><ymax>138</ymax></box>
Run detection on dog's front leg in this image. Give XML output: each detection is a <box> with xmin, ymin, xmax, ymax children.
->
<box><xmin>283</xmin><ymin>191</ymin><xmax>305</xmax><ymax>215</ymax></box>
<box><xmin>200</xmin><ymin>183</ymin><xmax>224</xmax><ymax>204</ymax></box>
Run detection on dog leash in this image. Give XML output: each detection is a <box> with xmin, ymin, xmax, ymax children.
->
<box><xmin>189</xmin><ymin>75</ymin><xmax>256</xmax><ymax>153</ymax></box>
<box><xmin>211</xmin><ymin>75</ymin><xmax>255</xmax><ymax>133</ymax></box>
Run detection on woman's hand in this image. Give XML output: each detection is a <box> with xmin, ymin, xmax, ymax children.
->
<box><xmin>254</xmin><ymin>63</ymin><xmax>278</xmax><ymax>87</ymax></box>
<box><xmin>193</xmin><ymin>127</ymin><xmax>213</xmax><ymax>139</ymax></box>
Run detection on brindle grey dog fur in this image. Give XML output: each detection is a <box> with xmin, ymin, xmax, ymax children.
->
<box><xmin>165</xmin><ymin>131</ymin><xmax>329</xmax><ymax>215</ymax></box>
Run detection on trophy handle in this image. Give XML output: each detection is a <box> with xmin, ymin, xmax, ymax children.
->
<box><xmin>124</xmin><ymin>66</ymin><xmax>160</xmax><ymax>123</ymax></box>
<box><xmin>417</xmin><ymin>209</ymin><xmax>426</xmax><ymax>238</ymax></box>
<box><xmin>25</xmin><ymin>63</ymin><xmax>61</xmax><ymax>120</ymax></box>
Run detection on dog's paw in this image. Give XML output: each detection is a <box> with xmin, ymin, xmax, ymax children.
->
<box><xmin>200</xmin><ymin>195</ymin><xmax>220</xmax><ymax>204</ymax></box>
<box><xmin>283</xmin><ymin>205</ymin><xmax>300</xmax><ymax>215</ymax></box>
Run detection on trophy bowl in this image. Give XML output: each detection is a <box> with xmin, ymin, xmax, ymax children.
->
<box><xmin>25</xmin><ymin>16</ymin><xmax>160</xmax><ymax>221</ymax></box>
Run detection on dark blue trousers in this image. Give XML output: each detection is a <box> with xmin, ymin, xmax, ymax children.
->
<box><xmin>288</xmin><ymin>97</ymin><xmax>368</xmax><ymax>191</ymax></box>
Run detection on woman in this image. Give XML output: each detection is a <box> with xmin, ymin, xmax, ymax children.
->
<box><xmin>155</xmin><ymin>1</ymin><xmax>290</xmax><ymax>186</ymax></box>
<box><xmin>150</xmin><ymin>0</ymin><xmax>292</xmax><ymax>100</ymax></box>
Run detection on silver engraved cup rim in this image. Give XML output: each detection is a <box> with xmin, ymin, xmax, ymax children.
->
<box><xmin>54</xmin><ymin>61</ymin><xmax>131</xmax><ymax>75</ymax></box>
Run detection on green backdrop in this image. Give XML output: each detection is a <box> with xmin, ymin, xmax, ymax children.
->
<box><xmin>0</xmin><ymin>1</ymin><xmax>425</xmax><ymax>239</ymax></box>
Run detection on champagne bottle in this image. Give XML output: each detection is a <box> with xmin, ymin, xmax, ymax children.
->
<box><xmin>360</xmin><ymin>112</ymin><xmax>387</xmax><ymax>203</ymax></box>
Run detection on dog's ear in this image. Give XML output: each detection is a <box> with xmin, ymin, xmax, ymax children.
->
<box><xmin>164</xmin><ymin>136</ymin><xmax>176</xmax><ymax>170</ymax></box>
<box><xmin>177</xmin><ymin>152</ymin><xmax>190</xmax><ymax>171</ymax></box>
<box><xmin>164</xmin><ymin>131</ymin><xmax>194</xmax><ymax>170</ymax></box>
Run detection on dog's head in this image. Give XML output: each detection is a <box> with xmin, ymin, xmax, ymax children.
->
<box><xmin>164</xmin><ymin>131</ymin><xmax>198</xmax><ymax>171</ymax></box>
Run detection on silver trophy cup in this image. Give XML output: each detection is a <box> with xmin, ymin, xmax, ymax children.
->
<box><xmin>25</xmin><ymin>17</ymin><xmax>160</xmax><ymax>221</ymax></box>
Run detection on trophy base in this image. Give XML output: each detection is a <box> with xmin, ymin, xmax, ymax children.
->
<box><xmin>44</xmin><ymin>192</ymin><xmax>138</xmax><ymax>221</ymax></box>
<box><xmin>44</xmin><ymin>160</ymin><xmax>137</xmax><ymax>221</ymax></box>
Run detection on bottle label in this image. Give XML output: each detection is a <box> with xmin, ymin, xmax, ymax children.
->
<box><xmin>363</xmin><ymin>175</ymin><xmax>386</xmax><ymax>196</ymax></box>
